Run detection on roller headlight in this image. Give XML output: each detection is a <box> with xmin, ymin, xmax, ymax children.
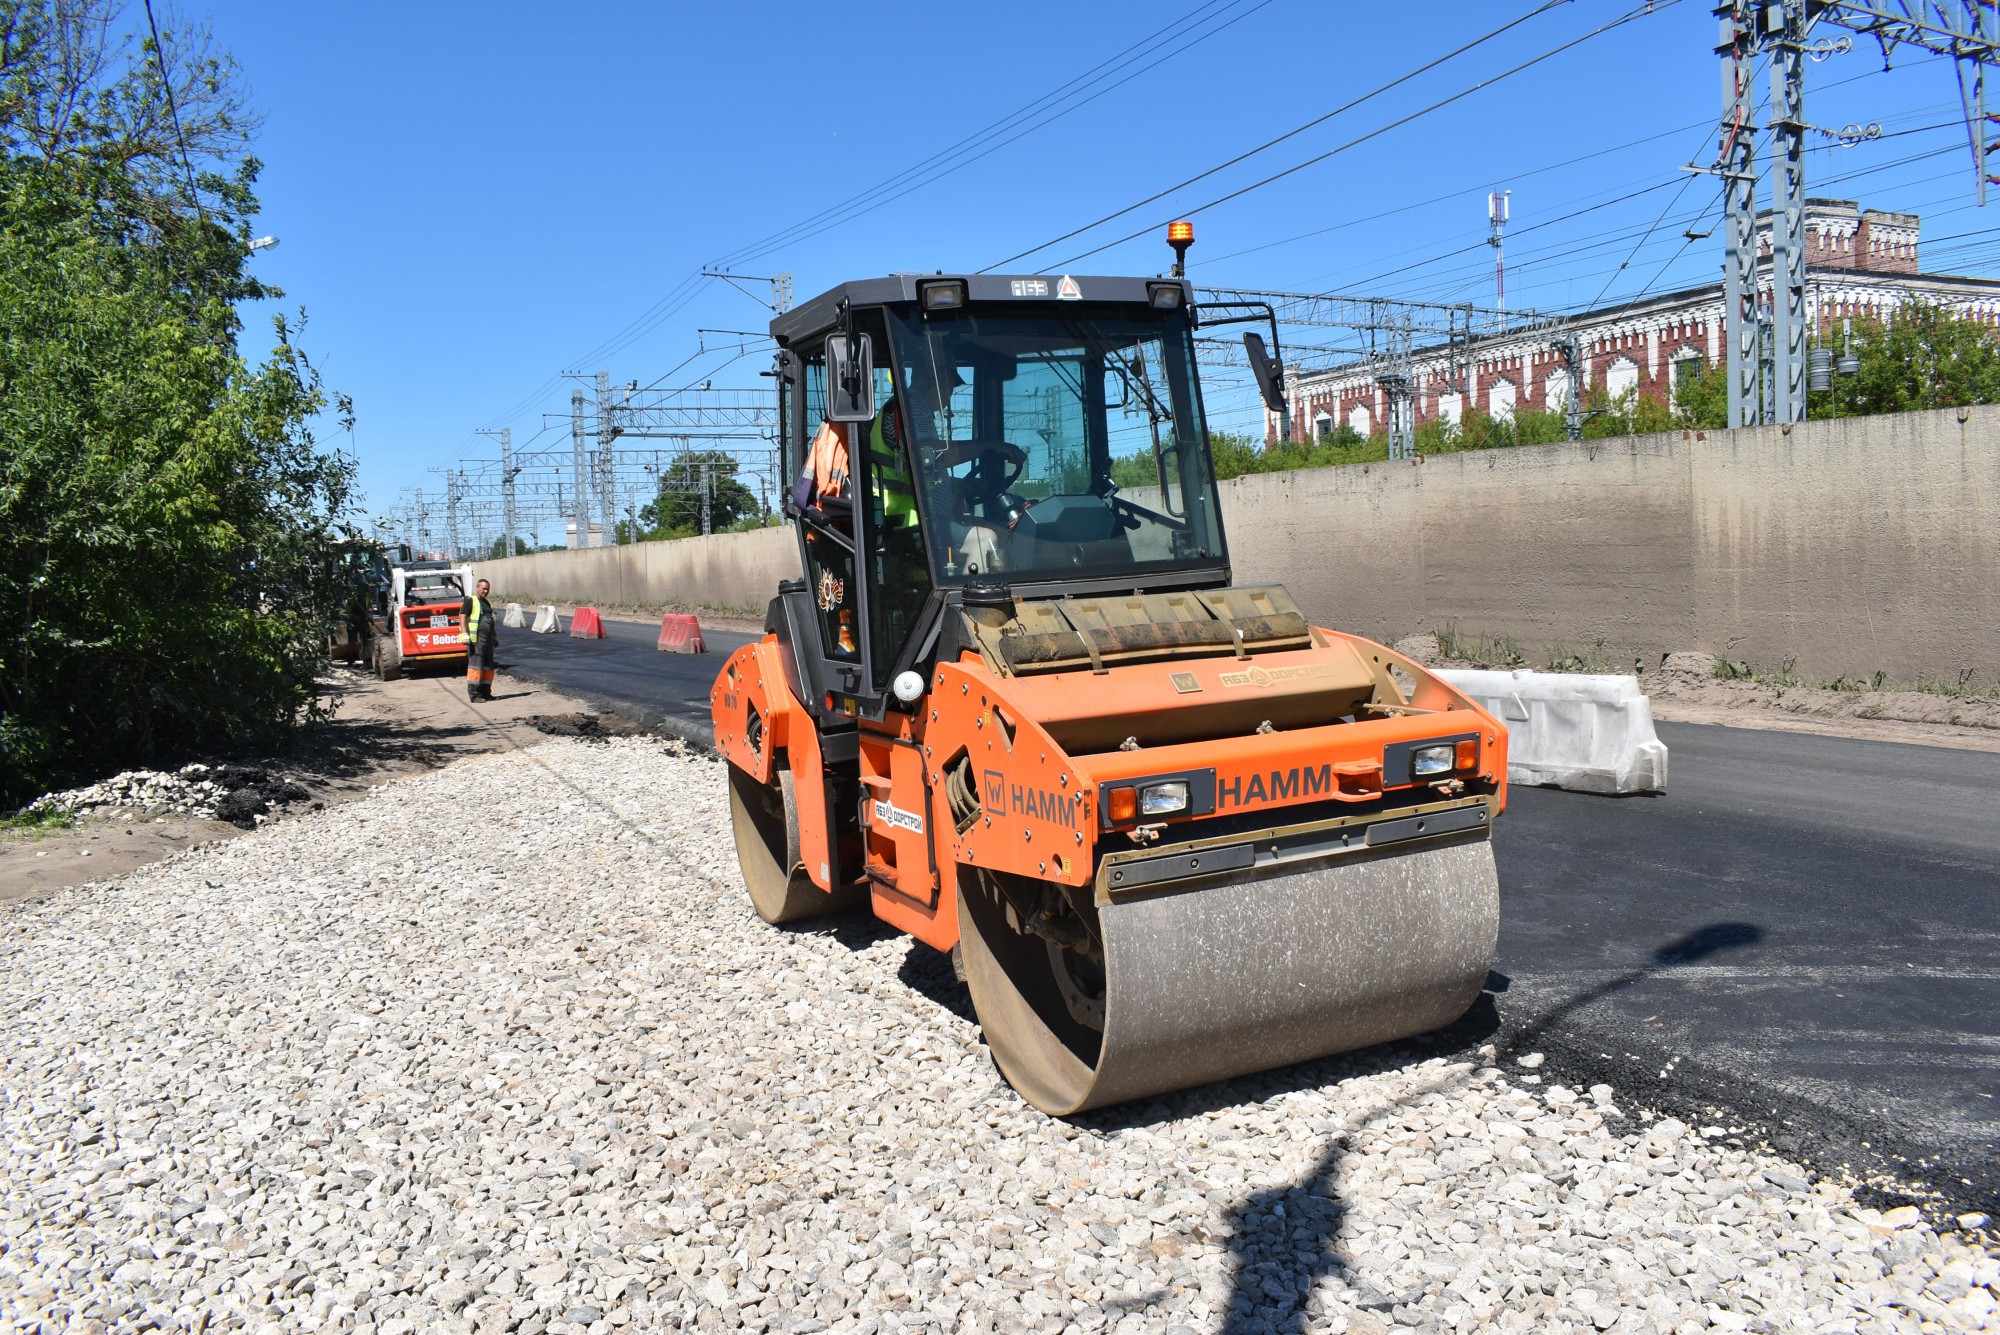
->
<box><xmin>1139</xmin><ymin>781</ymin><xmax>1190</xmax><ymax>816</ymax></box>
<box><xmin>1411</xmin><ymin>743</ymin><xmax>1456</xmax><ymax>777</ymax></box>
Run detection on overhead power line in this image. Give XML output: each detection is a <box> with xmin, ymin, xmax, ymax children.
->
<box><xmin>140</xmin><ymin>0</ymin><xmax>202</xmax><ymax>211</ymax></box>
<box><xmin>981</xmin><ymin>0</ymin><xmax>1584</xmax><ymax>272</ymax></box>
<box><xmin>706</xmin><ymin>0</ymin><xmax>1274</xmax><ymax>270</ymax></box>
<box><xmin>988</xmin><ymin>0</ymin><xmax>1687</xmax><ymax>274</ymax></box>
<box><xmin>470</xmin><ymin>1</ymin><xmax>1281</xmax><ymax>439</ymax></box>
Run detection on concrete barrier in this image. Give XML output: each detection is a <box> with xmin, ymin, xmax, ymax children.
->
<box><xmin>531</xmin><ymin>605</ymin><xmax>563</xmax><ymax>634</ymax></box>
<box><xmin>657</xmin><ymin>613</ymin><xmax>708</xmax><ymax>654</ymax></box>
<box><xmin>1436</xmin><ymin>668</ymin><xmax>1669</xmax><ymax>796</ymax></box>
<box><xmin>570</xmin><ymin>607</ymin><xmax>607</xmax><ymax>639</ymax></box>
<box><xmin>502</xmin><ymin>602</ymin><xmax>526</xmax><ymax>629</ymax></box>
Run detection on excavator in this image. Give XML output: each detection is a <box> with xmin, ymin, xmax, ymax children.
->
<box><xmin>711</xmin><ymin>229</ymin><xmax>1506</xmax><ymax>1115</ymax></box>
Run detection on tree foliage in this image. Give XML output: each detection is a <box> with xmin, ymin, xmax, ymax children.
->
<box><xmin>638</xmin><ymin>451</ymin><xmax>763</xmax><ymax>539</ymax></box>
<box><xmin>0</xmin><ymin>1</ymin><xmax>352</xmax><ymax>807</ymax></box>
<box><xmin>1671</xmin><ymin>298</ymin><xmax>2000</xmax><ymax>430</ymax></box>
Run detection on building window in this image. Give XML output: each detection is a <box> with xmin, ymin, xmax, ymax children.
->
<box><xmin>1606</xmin><ymin>356</ymin><xmax>1640</xmax><ymax>401</ymax></box>
<box><xmin>1348</xmin><ymin>402</ymin><xmax>1372</xmax><ymax>436</ymax></box>
<box><xmin>1543</xmin><ymin>370</ymin><xmax>1570</xmax><ymax>411</ymax></box>
<box><xmin>1670</xmin><ymin>351</ymin><xmax>1705</xmax><ymax>408</ymax></box>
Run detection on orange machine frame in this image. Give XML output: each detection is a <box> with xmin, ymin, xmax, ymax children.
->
<box><xmin>712</xmin><ymin>628</ymin><xmax>1507</xmax><ymax>955</ymax></box>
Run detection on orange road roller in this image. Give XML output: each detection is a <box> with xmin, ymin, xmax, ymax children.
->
<box><xmin>711</xmin><ymin>250</ymin><xmax>1506</xmax><ymax>1115</ymax></box>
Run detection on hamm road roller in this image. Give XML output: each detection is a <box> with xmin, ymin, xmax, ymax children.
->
<box><xmin>711</xmin><ymin>244</ymin><xmax>1506</xmax><ymax>1115</ymax></box>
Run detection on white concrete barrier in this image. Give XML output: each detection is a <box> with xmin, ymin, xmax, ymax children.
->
<box><xmin>531</xmin><ymin>605</ymin><xmax>563</xmax><ymax>635</ymax></box>
<box><xmin>502</xmin><ymin>601</ymin><xmax>526</xmax><ymax>629</ymax></box>
<box><xmin>1435</xmin><ymin>669</ymin><xmax>1668</xmax><ymax>795</ymax></box>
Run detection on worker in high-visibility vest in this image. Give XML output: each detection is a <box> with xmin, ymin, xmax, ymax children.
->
<box><xmin>461</xmin><ymin>577</ymin><xmax>497</xmax><ymax>702</ymax></box>
<box><xmin>794</xmin><ymin>396</ymin><xmax>923</xmax><ymax>659</ymax></box>
<box><xmin>867</xmin><ymin>397</ymin><xmax>919</xmax><ymax>529</ymax></box>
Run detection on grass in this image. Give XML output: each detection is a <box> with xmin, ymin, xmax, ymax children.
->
<box><xmin>1712</xmin><ymin>656</ymin><xmax>1993</xmax><ymax>698</ymax></box>
<box><xmin>1436</xmin><ymin>621</ymin><xmax>1525</xmax><ymax>668</ymax></box>
<box><xmin>1</xmin><ymin>807</ymin><xmax>76</xmax><ymax>835</ymax></box>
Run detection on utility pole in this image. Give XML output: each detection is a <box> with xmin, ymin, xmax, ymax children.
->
<box><xmin>1555</xmin><ymin>334</ymin><xmax>1588</xmax><ymax>442</ymax></box>
<box><xmin>1713</xmin><ymin>0</ymin><xmax>2000</xmax><ymax>427</ymax></box>
<box><xmin>476</xmin><ymin>427</ymin><xmax>520</xmax><ymax>557</ymax></box>
<box><xmin>1376</xmin><ymin>312</ymin><xmax>1417</xmax><ymax>460</ymax></box>
<box><xmin>570</xmin><ymin>390</ymin><xmax>591</xmax><ymax>549</ymax></box>
<box><xmin>444</xmin><ymin>471</ymin><xmax>462</xmax><ymax>559</ymax></box>
<box><xmin>1770</xmin><ymin>0</ymin><xmax>1808</xmax><ymax>424</ymax></box>
<box><xmin>1716</xmin><ymin>0</ymin><xmax>1761</xmax><ymax>430</ymax></box>
<box><xmin>595</xmin><ymin>372</ymin><xmax>620</xmax><ymax>545</ymax></box>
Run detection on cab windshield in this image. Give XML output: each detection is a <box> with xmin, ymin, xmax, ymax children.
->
<box><xmin>404</xmin><ymin>573</ymin><xmax>463</xmax><ymax>606</ymax></box>
<box><xmin>884</xmin><ymin>308</ymin><xmax>1226</xmax><ymax>586</ymax></box>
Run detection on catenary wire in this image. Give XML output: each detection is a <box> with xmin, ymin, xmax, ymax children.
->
<box><xmin>1012</xmin><ymin>0</ymin><xmax>1690</xmax><ymax>274</ymax></box>
<box><xmin>710</xmin><ymin>0</ymin><xmax>1276</xmax><ymax>270</ymax></box>
<box><xmin>978</xmin><ymin>0</ymin><xmax>1582</xmax><ymax>273</ymax></box>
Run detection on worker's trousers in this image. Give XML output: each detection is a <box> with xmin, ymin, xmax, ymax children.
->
<box><xmin>466</xmin><ymin>635</ymin><xmax>496</xmax><ymax>701</ymax></box>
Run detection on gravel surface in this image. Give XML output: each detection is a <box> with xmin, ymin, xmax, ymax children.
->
<box><xmin>25</xmin><ymin>763</ymin><xmax>312</xmax><ymax>828</ymax></box>
<box><xmin>4</xmin><ymin>737</ymin><xmax>1995</xmax><ymax>1334</ymax></box>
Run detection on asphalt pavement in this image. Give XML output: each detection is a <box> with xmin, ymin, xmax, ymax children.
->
<box><xmin>494</xmin><ymin>619</ymin><xmax>1998</xmax><ymax>1215</ymax></box>
<box><xmin>499</xmin><ymin>615</ymin><xmax>758</xmax><ymax>740</ymax></box>
<box><xmin>1493</xmin><ymin>723</ymin><xmax>1998</xmax><ymax>1215</ymax></box>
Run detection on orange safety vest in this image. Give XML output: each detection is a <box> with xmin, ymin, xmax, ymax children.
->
<box><xmin>809</xmin><ymin>421</ymin><xmax>850</xmax><ymax>501</ymax></box>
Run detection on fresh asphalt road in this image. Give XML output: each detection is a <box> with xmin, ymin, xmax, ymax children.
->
<box><xmin>499</xmin><ymin>615</ymin><xmax>759</xmax><ymax>738</ymax></box>
<box><xmin>494</xmin><ymin>620</ymin><xmax>1998</xmax><ymax>1213</ymax></box>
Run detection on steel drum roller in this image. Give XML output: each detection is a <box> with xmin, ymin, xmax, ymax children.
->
<box><xmin>959</xmin><ymin>836</ymin><xmax>1500</xmax><ymax>1116</ymax></box>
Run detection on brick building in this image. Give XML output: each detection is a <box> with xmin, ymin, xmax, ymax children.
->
<box><xmin>1276</xmin><ymin>199</ymin><xmax>2000</xmax><ymax>442</ymax></box>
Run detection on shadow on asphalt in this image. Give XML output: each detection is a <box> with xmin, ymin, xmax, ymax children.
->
<box><xmin>1507</xmin><ymin>920</ymin><xmax>1767</xmax><ymax>1056</ymax></box>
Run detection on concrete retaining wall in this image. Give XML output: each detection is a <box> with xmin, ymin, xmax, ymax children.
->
<box><xmin>472</xmin><ymin>523</ymin><xmax>798</xmax><ymax>618</ymax></box>
<box><xmin>470</xmin><ymin>406</ymin><xmax>2000</xmax><ymax>682</ymax></box>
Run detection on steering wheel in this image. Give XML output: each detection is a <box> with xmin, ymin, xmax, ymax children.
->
<box><xmin>939</xmin><ymin>440</ymin><xmax>1026</xmax><ymax>512</ymax></box>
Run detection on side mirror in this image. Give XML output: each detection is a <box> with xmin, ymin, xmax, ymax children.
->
<box><xmin>825</xmin><ymin>333</ymin><xmax>876</xmax><ymax>423</ymax></box>
<box><xmin>1244</xmin><ymin>332</ymin><xmax>1287</xmax><ymax>415</ymax></box>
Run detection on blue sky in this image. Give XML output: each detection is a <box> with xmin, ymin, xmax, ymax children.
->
<box><xmin>195</xmin><ymin>0</ymin><xmax>1995</xmax><ymax>534</ymax></box>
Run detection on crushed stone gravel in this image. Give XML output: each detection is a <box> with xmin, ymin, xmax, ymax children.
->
<box><xmin>3</xmin><ymin>736</ymin><xmax>1995</xmax><ymax>1334</ymax></box>
<box><xmin>23</xmin><ymin>763</ymin><xmax>311</xmax><ymax>829</ymax></box>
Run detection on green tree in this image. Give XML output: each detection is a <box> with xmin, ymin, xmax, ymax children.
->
<box><xmin>1666</xmin><ymin>300</ymin><xmax>2000</xmax><ymax>431</ymax></box>
<box><xmin>639</xmin><ymin>452</ymin><xmax>763</xmax><ymax>537</ymax></box>
<box><xmin>1670</xmin><ymin>358</ymin><xmax>1729</xmax><ymax>430</ymax></box>
<box><xmin>0</xmin><ymin>1</ymin><xmax>352</xmax><ymax>807</ymax></box>
<box><xmin>1813</xmin><ymin>298</ymin><xmax>2000</xmax><ymax>417</ymax></box>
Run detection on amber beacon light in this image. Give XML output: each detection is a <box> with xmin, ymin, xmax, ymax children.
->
<box><xmin>1167</xmin><ymin>220</ymin><xmax>1195</xmax><ymax>276</ymax></box>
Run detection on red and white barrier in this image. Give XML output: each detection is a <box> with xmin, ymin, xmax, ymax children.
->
<box><xmin>657</xmin><ymin>612</ymin><xmax>708</xmax><ymax>654</ymax></box>
<box><xmin>569</xmin><ymin>606</ymin><xmax>607</xmax><ymax>639</ymax></box>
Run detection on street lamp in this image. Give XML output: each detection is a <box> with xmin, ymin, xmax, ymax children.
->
<box><xmin>249</xmin><ymin>235</ymin><xmax>279</xmax><ymax>253</ymax></box>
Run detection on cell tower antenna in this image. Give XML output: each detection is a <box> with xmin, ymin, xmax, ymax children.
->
<box><xmin>1488</xmin><ymin>190</ymin><xmax>1511</xmax><ymax>327</ymax></box>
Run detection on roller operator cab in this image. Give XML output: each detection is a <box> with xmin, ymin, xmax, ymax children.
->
<box><xmin>711</xmin><ymin>264</ymin><xmax>1508</xmax><ymax>1116</ymax></box>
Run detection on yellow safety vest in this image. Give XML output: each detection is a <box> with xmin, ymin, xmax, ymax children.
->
<box><xmin>869</xmin><ymin>401</ymin><xmax>918</xmax><ymax>527</ymax></box>
<box><xmin>464</xmin><ymin>596</ymin><xmax>484</xmax><ymax>643</ymax></box>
